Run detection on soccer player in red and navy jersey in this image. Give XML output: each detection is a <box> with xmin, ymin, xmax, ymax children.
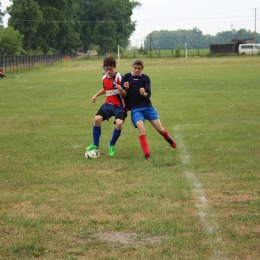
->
<box><xmin>124</xmin><ymin>59</ymin><xmax>177</xmax><ymax>161</ymax></box>
<box><xmin>86</xmin><ymin>57</ymin><xmax>127</xmax><ymax>157</ymax></box>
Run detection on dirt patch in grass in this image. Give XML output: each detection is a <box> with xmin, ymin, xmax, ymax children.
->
<box><xmin>95</xmin><ymin>232</ymin><xmax>168</xmax><ymax>247</ymax></box>
<box><xmin>208</xmin><ymin>190</ymin><xmax>258</xmax><ymax>204</ymax></box>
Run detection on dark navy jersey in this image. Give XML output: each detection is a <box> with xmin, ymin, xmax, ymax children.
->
<box><xmin>124</xmin><ymin>72</ymin><xmax>152</xmax><ymax>110</ymax></box>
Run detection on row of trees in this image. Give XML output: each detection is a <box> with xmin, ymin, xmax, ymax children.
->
<box><xmin>143</xmin><ymin>28</ymin><xmax>259</xmax><ymax>50</ymax></box>
<box><xmin>1</xmin><ymin>2</ymin><xmax>259</xmax><ymax>55</ymax></box>
<box><xmin>0</xmin><ymin>0</ymin><xmax>140</xmax><ymax>55</ymax></box>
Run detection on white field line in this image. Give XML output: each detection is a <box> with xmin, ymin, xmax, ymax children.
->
<box><xmin>174</xmin><ymin>126</ymin><xmax>226</xmax><ymax>260</ymax></box>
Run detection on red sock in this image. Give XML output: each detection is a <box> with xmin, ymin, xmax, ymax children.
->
<box><xmin>139</xmin><ymin>135</ymin><xmax>150</xmax><ymax>156</ymax></box>
<box><xmin>162</xmin><ymin>129</ymin><xmax>170</xmax><ymax>140</ymax></box>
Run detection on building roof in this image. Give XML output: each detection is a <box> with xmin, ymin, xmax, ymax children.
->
<box><xmin>210</xmin><ymin>42</ymin><xmax>237</xmax><ymax>45</ymax></box>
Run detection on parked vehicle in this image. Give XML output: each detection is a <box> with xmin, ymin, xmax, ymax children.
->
<box><xmin>238</xmin><ymin>44</ymin><xmax>260</xmax><ymax>55</ymax></box>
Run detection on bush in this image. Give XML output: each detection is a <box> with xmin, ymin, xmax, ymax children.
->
<box><xmin>175</xmin><ymin>45</ymin><xmax>181</xmax><ymax>58</ymax></box>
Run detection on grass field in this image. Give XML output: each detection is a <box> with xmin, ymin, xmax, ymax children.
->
<box><xmin>0</xmin><ymin>56</ymin><xmax>259</xmax><ymax>259</ymax></box>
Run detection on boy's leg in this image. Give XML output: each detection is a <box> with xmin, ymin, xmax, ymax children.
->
<box><xmin>150</xmin><ymin>119</ymin><xmax>177</xmax><ymax>148</ymax></box>
<box><xmin>162</xmin><ymin>129</ymin><xmax>177</xmax><ymax>148</ymax></box>
<box><xmin>139</xmin><ymin>134</ymin><xmax>151</xmax><ymax>161</ymax></box>
<box><xmin>131</xmin><ymin>109</ymin><xmax>151</xmax><ymax>161</ymax></box>
<box><xmin>108</xmin><ymin>111</ymin><xmax>126</xmax><ymax>156</ymax></box>
<box><xmin>86</xmin><ymin>125</ymin><xmax>101</xmax><ymax>150</ymax></box>
<box><xmin>109</xmin><ymin>128</ymin><xmax>121</xmax><ymax>146</ymax></box>
<box><xmin>136</xmin><ymin>120</ymin><xmax>151</xmax><ymax>161</ymax></box>
<box><xmin>93</xmin><ymin>125</ymin><xmax>101</xmax><ymax>147</ymax></box>
<box><xmin>86</xmin><ymin>114</ymin><xmax>104</xmax><ymax>151</ymax></box>
<box><xmin>108</xmin><ymin>128</ymin><xmax>121</xmax><ymax>157</ymax></box>
<box><xmin>109</xmin><ymin>115</ymin><xmax>125</xmax><ymax>146</ymax></box>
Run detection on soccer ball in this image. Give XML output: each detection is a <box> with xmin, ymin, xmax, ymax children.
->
<box><xmin>85</xmin><ymin>149</ymin><xmax>99</xmax><ymax>159</ymax></box>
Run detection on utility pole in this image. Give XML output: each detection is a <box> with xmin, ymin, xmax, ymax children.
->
<box><xmin>149</xmin><ymin>34</ymin><xmax>152</xmax><ymax>56</ymax></box>
<box><xmin>230</xmin><ymin>22</ymin><xmax>233</xmax><ymax>40</ymax></box>
<box><xmin>147</xmin><ymin>34</ymin><xmax>159</xmax><ymax>57</ymax></box>
<box><xmin>254</xmin><ymin>8</ymin><xmax>257</xmax><ymax>43</ymax></box>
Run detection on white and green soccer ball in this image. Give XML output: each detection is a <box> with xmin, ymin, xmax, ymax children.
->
<box><xmin>85</xmin><ymin>149</ymin><xmax>99</xmax><ymax>159</ymax></box>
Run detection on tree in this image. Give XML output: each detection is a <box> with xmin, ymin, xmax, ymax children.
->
<box><xmin>0</xmin><ymin>2</ymin><xmax>4</xmax><ymax>27</ymax></box>
<box><xmin>54</xmin><ymin>0</ymin><xmax>82</xmax><ymax>53</ymax></box>
<box><xmin>143</xmin><ymin>28</ymin><xmax>259</xmax><ymax>50</ymax></box>
<box><xmin>92</xmin><ymin>19</ymin><xmax>117</xmax><ymax>53</ymax></box>
<box><xmin>31</xmin><ymin>0</ymin><xmax>64</xmax><ymax>53</ymax></box>
<box><xmin>5</xmin><ymin>0</ymin><xmax>141</xmax><ymax>54</ymax></box>
<box><xmin>7</xmin><ymin>0</ymin><xmax>43</xmax><ymax>52</ymax></box>
<box><xmin>33</xmin><ymin>0</ymin><xmax>81</xmax><ymax>53</ymax></box>
<box><xmin>0</xmin><ymin>26</ymin><xmax>24</xmax><ymax>55</ymax></box>
<box><xmin>6</xmin><ymin>0</ymin><xmax>82</xmax><ymax>53</ymax></box>
<box><xmin>79</xmin><ymin>0</ymin><xmax>140</xmax><ymax>54</ymax></box>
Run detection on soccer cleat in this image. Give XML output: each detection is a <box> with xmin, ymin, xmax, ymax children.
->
<box><xmin>108</xmin><ymin>144</ymin><xmax>115</xmax><ymax>157</ymax></box>
<box><xmin>145</xmin><ymin>154</ymin><xmax>151</xmax><ymax>162</ymax></box>
<box><xmin>86</xmin><ymin>144</ymin><xmax>98</xmax><ymax>151</ymax></box>
<box><xmin>167</xmin><ymin>136</ymin><xmax>177</xmax><ymax>148</ymax></box>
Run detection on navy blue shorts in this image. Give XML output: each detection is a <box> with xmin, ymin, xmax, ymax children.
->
<box><xmin>131</xmin><ymin>106</ymin><xmax>159</xmax><ymax>128</ymax></box>
<box><xmin>97</xmin><ymin>103</ymin><xmax>127</xmax><ymax>121</ymax></box>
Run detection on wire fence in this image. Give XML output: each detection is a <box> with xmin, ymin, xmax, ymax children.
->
<box><xmin>81</xmin><ymin>48</ymin><xmax>211</xmax><ymax>60</ymax></box>
<box><xmin>121</xmin><ymin>48</ymin><xmax>211</xmax><ymax>58</ymax></box>
<box><xmin>2</xmin><ymin>53</ymin><xmax>77</xmax><ymax>72</ymax></box>
<box><xmin>2</xmin><ymin>48</ymin><xmax>243</xmax><ymax>72</ymax></box>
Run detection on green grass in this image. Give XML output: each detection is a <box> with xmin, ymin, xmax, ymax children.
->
<box><xmin>0</xmin><ymin>56</ymin><xmax>260</xmax><ymax>259</ymax></box>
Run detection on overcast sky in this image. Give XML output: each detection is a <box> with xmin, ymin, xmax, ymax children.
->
<box><xmin>1</xmin><ymin>0</ymin><xmax>260</xmax><ymax>47</ymax></box>
<box><xmin>130</xmin><ymin>0</ymin><xmax>260</xmax><ymax>46</ymax></box>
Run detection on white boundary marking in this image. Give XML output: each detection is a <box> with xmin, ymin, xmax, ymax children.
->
<box><xmin>174</xmin><ymin>126</ymin><xmax>226</xmax><ymax>260</ymax></box>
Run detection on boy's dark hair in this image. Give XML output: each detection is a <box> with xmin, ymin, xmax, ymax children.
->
<box><xmin>133</xmin><ymin>59</ymin><xmax>144</xmax><ymax>69</ymax></box>
<box><xmin>104</xmin><ymin>56</ymin><xmax>116</xmax><ymax>67</ymax></box>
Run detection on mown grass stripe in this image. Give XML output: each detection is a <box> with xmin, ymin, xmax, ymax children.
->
<box><xmin>174</xmin><ymin>125</ymin><xmax>226</xmax><ymax>259</ymax></box>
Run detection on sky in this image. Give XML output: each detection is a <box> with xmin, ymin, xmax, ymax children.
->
<box><xmin>130</xmin><ymin>0</ymin><xmax>260</xmax><ymax>46</ymax></box>
<box><xmin>1</xmin><ymin>0</ymin><xmax>260</xmax><ymax>47</ymax></box>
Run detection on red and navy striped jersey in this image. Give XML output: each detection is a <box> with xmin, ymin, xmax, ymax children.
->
<box><xmin>102</xmin><ymin>72</ymin><xmax>126</xmax><ymax>108</ymax></box>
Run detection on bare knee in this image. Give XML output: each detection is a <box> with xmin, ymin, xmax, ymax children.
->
<box><xmin>150</xmin><ymin>119</ymin><xmax>164</xmax><ymax>134</ymax></box>
<box><xmin>158</xmin><ymin>128</ymin><xmax>165</xmax><ymax>135</ymax></box>
<box><xmin>115</xmin><ymin>119</ymin><xmax>124</xmax><ymax>130</ymax></box>
<box><xmin>136</xmin><ymin>121</ymin><xmax>146</xmax><ymax>135</ymax></box>
<box><xmin>94</xmin><ymin>115</ymin><xmax>103</xmax><ymax>126</ymax></box>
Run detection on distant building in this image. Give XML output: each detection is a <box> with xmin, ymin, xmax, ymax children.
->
<box><xmin>210</xmin><ymin>38</ymin><xmax>255</xmax><ymax>55</ymax></box>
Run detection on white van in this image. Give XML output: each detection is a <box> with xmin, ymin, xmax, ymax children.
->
<box><xmin>239</xmin><ymin>44</ymin><xmax>260</xmax><ymax>55</ymax></box>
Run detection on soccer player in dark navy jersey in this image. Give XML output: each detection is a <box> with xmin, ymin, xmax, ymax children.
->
<box><xmin>86</xmin><ymin>57</ymin><xmax>127</xmax><ymax>157</ymax></box>
<box><xmin>124</xmin><ymin>59</ymin><xmax>177</xmax><ymax>161</ymax></box>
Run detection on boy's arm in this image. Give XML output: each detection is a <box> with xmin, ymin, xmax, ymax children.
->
<box><xmin>116</xmin><ymin>86</ymin><xmax>127</xmax><ymax>97</ymax></box>
<box><xmin>115</xmin><ymin>75</ymin><xmax>127</xmax><ymax>97</ymax></box>
<box><xmin>91</xmin><ymin>88</ymin><xmax>106</xmax><ymax>103</ymax></box>
<box><xmin>144</xmin><ymin>76</ymin><xmax>151</xmax><ymax>98</ymax></box>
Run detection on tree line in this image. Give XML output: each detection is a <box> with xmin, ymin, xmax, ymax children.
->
<box><xmin>0</xmin><ymin>0</ymin><xmax>140</xmax><ymax>55</ymax></box>
<box><xmin>1</xmin><ymin>1</ymin><xmax>259</xmax><ymax>56</ymax></box>
<box><xmin>143</xmin><ymin>28</ymin><xmax>260</xmax><ymax>50</ymax></box>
